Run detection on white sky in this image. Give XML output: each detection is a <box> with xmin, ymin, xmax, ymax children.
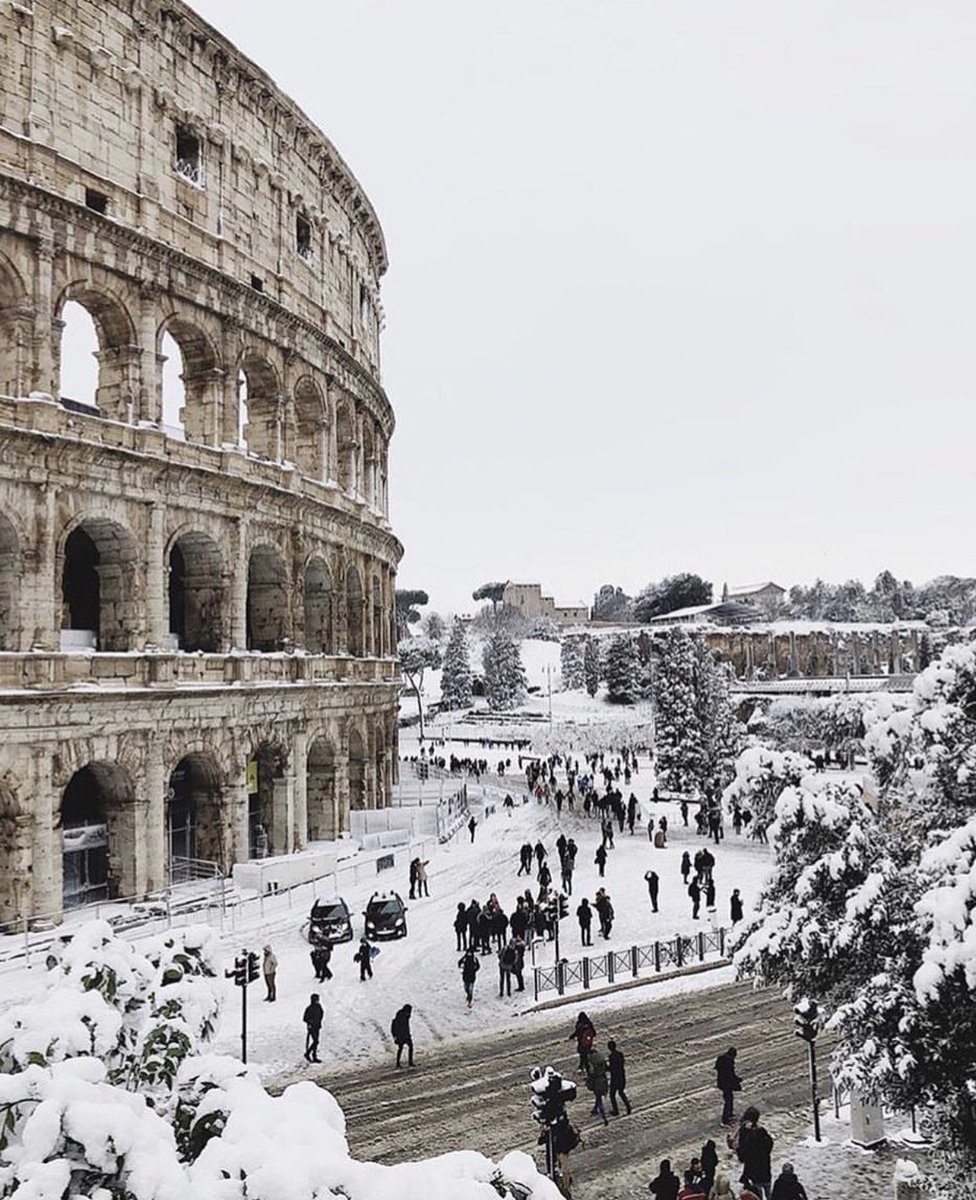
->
<box><xmin>183</xmin><ymin>4</ymin><xmax>976</xmax><ymax>611</ymax></box>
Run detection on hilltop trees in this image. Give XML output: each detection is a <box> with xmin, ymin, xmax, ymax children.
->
<box><xmin>482</xmin><ymin>629</ymin><xmax>526</xmax><ymax>711</ymax></box>
<box><xmin>583</xmin><ymin>636</ymin><xmax>601</xmax><ymax>697</ymax></box>
<box><xmin>606</xmin><ymin>634</ymin><xmax>641</xmax><ymax>704</ymax></box>
<box><xmin>440</xmin><ymin>619</ymin><xmax>473</xmax><ymax>710</ymax></box>
<box><xmin>561</xmin><ymin>635</ymin><xmax>587</xmax><ymax>691</ymax></box>
<box><xmin>634</xmin><ymin>573</ymin><xmax>712</xmax><ymax>622</ymax></box>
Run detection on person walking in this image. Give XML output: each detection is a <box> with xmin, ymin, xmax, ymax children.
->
<box><xmin>730</xmin><ymin>889</ymin><xmax>744</xmax><ymax>926</ymax></box>
<box><xmin>355</xmin><ymin>936</ymin><xmax>374</xmax><ymax>981</ymax></box>
<box><xmin>391</xmin><ymin>1004</ymin><xmax>414</xmax><ymax>1068</ymax></box>
<box><xmin>310</xmin><ymin>942</ymin><xmax>332</xmax><ymax>982</ymax></box>
<box><xmin>607</xmin><ymin>1038</ymin><xmax>632</xmax><ymax>1116</ymax></box>
<box><xmin>736</xmin><ymin>1106</ymin><xmax>773</xmax><ymax>1200</ymax></box>
<box><xmin>534</xmin><ymin>840</ymin><xmax>547</xmax><ymax>869</ymax></box>
<box><xmin>644</xmin><ymin>869</ymin><xmax>660</xmax><ymax>913</ymax></box>
<box><xmin>584</xmin><ymin>1042</ymin><xmax>610</xmax><ymax>1125</ymax></box>
<box><xmin>498</xmin><ymin>938</ymin><xmax>517</xmax><ymax>996</ymax></box>
<box><xmin>262</xmin><ymin>944</ymin><xmax>278</xmax><ymax>1001</ymax></box>
<box><xmin>681</xmin><ymin>798</ymin><xmax>689</xmax><ymax>826</ymax></box>
<box><xmin>569</xmin><ymin>1011</ymin><xmax>596</xmax><ymax>1069</ymax></box>
<box><xmin>468</xmin><ymin>815</ymin><xmax>477</xmax><ymax>842</ymax></box>
<box><xmin>302</xmin><ymin>992</ymin><xmax>323</xmax><ymax>1063</ymax></box>
<box><xmin>700</xmin><ymin>1139</ymin><xmax>719</xmax><ymax>1193</ymax></box>
<box><xmin>454</xmin><ymin>902</ymin><xmax>469</xmax><ymax>950</ymax></box>
<box><xmin>770</xmin><ymin>1163</ymin><xmax>808</xmax><ymax>1200</ymax></box>
<box><xmin>458</xmin><ymin>947</ymin><xmax>480</xmax><ymax>1008</ymax></box>
<box><xmin>688</xmin><ymin>878</ymin><xmax>702</xmax><ymax>920</ymax></box>
<box><xmin>594</xmin><ymin>843</ymin><xmax>608</xmax><ymax>878</ymax></box>
<box><xmin>577</xmin><ymin>897</ymin><xmax>593</xmax><ymax>946</ymax></box>
<box><xmin>715</xmin><ymin>1046</ymin><xmax>740</xmax><ymax>1126</ymax></box>
<box><xmin>681</xmin><ymin>851</ymin><xmax>692</xmax><ymax>884</ymax></box>
<box><xmin>518</xmin><ymin>842</ymin><xmax>533</xmax><ymax>876</ymax></box>
<box><xmin>538</xmin><ymin>860</ymin><xmax>552</xmax><ymax>891</ymax></box>
<box><xmin>649</xmin><ymin>1160</ymin><xmax>681</xmax><ymax>1200</ymax></box>
<box><xmin>595</xmin><ymin>889</ymin><xmax>614</xmax><ymax>938</ymax></box>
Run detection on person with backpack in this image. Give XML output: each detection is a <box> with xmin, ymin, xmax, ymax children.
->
<box><xmin>458</xmin><ymin>947</ymin><xmax>480</xmax><ymax>1008</ymax></box>
<box><xmin>391</xmin><ymin>1004</ymin><xmax>413</xmax><ymax>1068</ymax></box>
<box><xmin>302</xmin><ymin>992</ymin><xmax>323</xmax><ymax>1063</ymax></box>
<box><xmin>498</xmin><ymin>938</ymin><xmax>517</xmax><ymax>996</ymax></box>
<box><xmin>569</xmin><ymin>1011</ymin><xmax>596</xmax><ymax>1069</ymax></box>
<box><xmin>584</xmin><ymin>1042</ymin><xmax>610</xmax><ymax>1125</ymax></box>
<box><xmin>715</xmin><ymin>1046</ymin><xmax>740</xmax><ymax>1126</ymax></box>
<box><xmin>607</xmin><ymin>1038</ymin><xmax>632</xmax><ymax>1116</ymax></box>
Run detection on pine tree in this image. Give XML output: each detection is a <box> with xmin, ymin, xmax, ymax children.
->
<box><xmin>693</xmin><ymin>638</ymin><xmax>743</xmax><ymax>793</ymax></box>
<box><xmin>606</xmin><ymin>634</ymin><xmax>640</xmax><ymax>704</ymax></box>
<box><xmin>653</xmin><ymin>627</ymin><xmax>705</xmax><ymax>792</ymax></box>
<box><xmin>583</xmin><ymin>636</ymin><xmax>601</xmax><ymax>697</ymax></box>
<box><xmin>482</xmin><ymin>629</ymin><xmax>527</xmax><ymax>711</ymax></box>
<box><xmin>440</xmin><ymin>619</ymin><xmax>473</xmax><ymax>710</ymax></box>
<box><xmin>560</xmin><ymin>635</ymin><xmax>586</xmax><ymax>691</ymax></box>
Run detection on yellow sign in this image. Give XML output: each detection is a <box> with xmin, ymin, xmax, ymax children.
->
<box><xmin>246</xmin><ymin>759</ymin><xmax>258</xmax><ymax>794</ymax></box>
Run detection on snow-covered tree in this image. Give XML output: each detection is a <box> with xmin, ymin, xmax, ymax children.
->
<box><xmin>422</xmin><ymin>610</ymin><xmax>447</xmax><ymax>642</ymax></box>
<box><xmin>721</xmin><ymin>745</ymin><xmax>811</xmax><ymax>835</ymax></box>
<box><xmin>440</xmin><ymin>619</ymin><xmax>473</xmax><ymax>710</ymax></box>
<box><xmin>734</xmin><ymin>641</ymin><xmax>976</xmax><ymax>1174</ymax></box>
<box><xmin>482</xmin><ymin>629</ymin><xmax>526</xmax><ymax>711</ymax></box>
<box><xmin>561</xmin><ymin>635</ymin><xmax>586</xmax><ymax>691</ymax></box>
<box><xmin>583</xmin><ymin>636</ymin><xmax>601</xmax><ymax>697</ymax></box>
<box><xmin>605</xmin><ymin>634</ymin><xmax>640</xmax><ymax>704</ymax></box>
<box><xmin>399</xmin><ymin>636</ymin><xmax>442</xmax><ymax>739</ymax></box>
<box><xmin>695</xmin><ymin>645</ymin><xmax>743</xmax><ymax>792</ymax></box>
<box><xmin>653</xmin><ymin>627</ymin><xmax>705</xmax><ymax>792</ymax></box>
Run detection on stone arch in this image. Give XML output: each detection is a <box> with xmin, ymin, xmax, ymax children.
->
<box><xmin>239</xmin><ymin>351</ymin><xmax>280</xmax><ymax>461</ymax></box>
<box><xmin>0</xmin><ymin>779</ymin><xmax>29</xmax><ymax>929</ymax></box>
<box><xmin>335</xmin><ymin>397</ymin><xmax>356</xmax><ymax>494</ymax></box>
<box><xmin>167</xmin><ymin>751</ymin><xmax>226</xmax><ymax>878</ymax></box>
<box><xmin>248</xmin><ymin>738</ymin><xmax>290</xmax><ymax>858</ymax></box>
<box><xmin>0</xmin><ymin>252</ymin><xmax>30</xmax><ymax>398</ymax></box>
<box><xmin>306</xmin><ymin>734</ymin><xmax>338</xmax><ymax>841</ymax></box>
<box><xmin>60</xmin><ymin>515</ymin><xmax>140</xmax><ymax>651</ymax></box>
<box><xmin>56</xmin><ymin>282</ymin><xmax>139</xmax><ymax>420</ymax></box>
<box><xmin>168</xmin><ymin>529</ymin><xmax>225</xmax><ymax>652</ymax></box>
<box><xmin>157</xmin><ymin>315</ymin><xmax>222</xmax><ymax>445</ymax></box>
<box><xmin>0</xmin><ymin>512</ymin><xmax>21</xmax><ymax>651</ymax></box>
<box><xmin>247</xmin><ymin>543</ymin><xmax>291</xmax><ymax>651</ymax></box>
<box><xmin>293</xmin><ymin>374</ymin><xmax>327</xmax><ymax>480</ymax></box>
<box><xmin>345</xmin><ymin>561</ymin><xmax>364</xmax><ymax>657</ymax></box>
<box><xmin>304</xmin><ymin>555</ymin><xmax>333</xmax><ymax>654</ymax></box>
<box><xmin>60</xmin><ymin>761</ymin><xmax>134</xmax><ymax>906</ymax></box>
<box><xmin>348</xmin><ymin>724</ymin><xmax>366</xmax><ymax>811</ymax></box>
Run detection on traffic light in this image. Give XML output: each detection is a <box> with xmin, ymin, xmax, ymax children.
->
<box><xmin>794</xmin><ymin>997</ymin><xmax>820</xmax><ymax>1042</ymax></box>
<box><xmin>232</xmin><ymin>955</ymin><xmax>247</xmax><ymax>987</ymax></box>
<box><xmin>558</xmin><ymin>894</ymin><xmax>569</xmax><ymax>920</ymax></box>
<box><xmin>247</xmin><ymin>951</ymin><xmax>260</xmax><ymax>984</ymax></box>
<box><xmin>529</xmin><ymin>1066</ymin><xmax>577</xmax><ymax>1126</ymax></box>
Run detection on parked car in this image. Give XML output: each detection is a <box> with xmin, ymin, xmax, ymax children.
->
<box><xmin>363</xmin><ymin>891</ymin><xmax>408</xmax><ymax>940</ymax></box>
<box><xmin>305</xmin><ymin>897</ymin><xmax>354</xmax><ymax>946</ymax></box>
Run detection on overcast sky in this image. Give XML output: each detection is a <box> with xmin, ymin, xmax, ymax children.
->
<box><xmin>191</xmin><ymin>1</ymin><xmax>975</xmax><ymax>615</ymax></box>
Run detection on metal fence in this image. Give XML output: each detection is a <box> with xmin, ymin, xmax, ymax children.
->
<box><xmin>533</xmin><ymin>927</ymin><xmax>729</xmax><ymax>1001</ymax></box>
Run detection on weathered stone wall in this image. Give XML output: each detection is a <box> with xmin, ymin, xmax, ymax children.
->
<box><xmin>704</xmin><ymin>627</ymin><xmax>922</xmax><ymax>679</ymax></box>
<box><xmin>0</xmin><ymin>0</ymin><xmax>404</xmax><ymax>925</ymax></box>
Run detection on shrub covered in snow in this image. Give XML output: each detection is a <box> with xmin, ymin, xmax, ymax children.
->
<box><xmin>0</xmin><ymin>922</ymin><xmax>564</xmax><ymax>1200</ymax></box>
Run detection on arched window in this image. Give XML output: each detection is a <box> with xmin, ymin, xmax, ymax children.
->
<box><xmin>247</xmin><ymin>545</ymin><xmax>290</xmax><ymax>651</ymax></box>
<box><xmin>169</xmin><ymin>532</ymin><xmax>224</xmax><ymax>652</ymax></box>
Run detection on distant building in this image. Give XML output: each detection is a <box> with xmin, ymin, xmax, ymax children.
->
<box><xmin>724</xmin><ymin>582</ymin><xmax>786</xmax><ymax>617</ymax></box>
<box><xmin>649</xmin><ymin>601</ymin><xmax>759</xmax><ymax>626</ymax></box>
<box><xmin>501</xmin><ymin>582</ymin><xmax>589</xmax><ymax>625</ymax></box>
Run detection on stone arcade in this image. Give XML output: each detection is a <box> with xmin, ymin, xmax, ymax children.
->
<box><xmin>0</xmin><ymin>0</ymin><xmax>402</xmax><ymax>925</ymax></box>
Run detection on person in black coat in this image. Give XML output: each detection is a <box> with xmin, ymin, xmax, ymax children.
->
<box><xmin>644</xmin><ymin>870</ymin><xmax>659</xmax><ymax>913</ymax></box>
<box><xmin>648</xmin><ymin>1158</ymin><xmax>680</xmax><ymax>1200</ymax></box>
<box><xmin>715</xmin><ymin>1046</ymin><xmax>740</xmax><ymax>1125</ymax></box>
<box><xmin>310</xmin><ymin>942</ymin><xmax>332</xmax><ymax>982</ymax></box>
<box><xmin>595</xmin><ymin>844</ymin><xmax>608</xmax><ymax>877</ymax></box>
<box><xmin>700</xmin><ymin>1138</ymin><xmax>719</xmax><ymax>1193</ymax></box>
<box><xmin>607</xmin><ymin>1039</ymin><xmax>632</xmax><ymax>1116</ymax></box>
<box><xmin>577</xmin><ymin>898</ymin><xmax>593</xmax><ymax>946</ymax></box>
<box><xmin>454</xmin><ymin>902</ymin><xmax>469</xmax><ymax>950</ymax></box>
<box><xmin>737</xmin><ymin>1106</ymin><xmax>774</xmax><ymax>1199</ymax></box>
<box><xmin>730</xmin><ymin>888</ymin><xmax>744</xmax><ymax>926</ymax></box>
<box><xmin>303</xmin><ymin>993</ymin><xmax>324</xmax><ymax>1063</ymax></box>
<box><xmin>391</xmin><ymin>1004</ymin><xmax>414</xmax><ymax>1067</ymax></box>
<box><xmin>688</xmin><ymin>878</ymin><xmax>702</xmax><ymax>919</ymax></box>
<box><xmin>770</xmin><ymin>1163</ymin><xmax>808</xmax><ymax>1200</ymax></box>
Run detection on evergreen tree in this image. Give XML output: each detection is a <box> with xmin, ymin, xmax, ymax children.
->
<box><xmin>606</xmin><ymin>634</ymin><xmax>640</xmax><ymax>704</ymax></box>
<box><xmin>693</xmin><ymin>639</ymin><xmax>744</xmax><ymax>792</ymax></box>
<box><xmin>440</xmin><ymin>619</ymin><xmax>473</xmax><ymax>710</ymax></box>
<box><xmin>482</xmin><ymin>629</ymin><xmax>527</xmax><ymax>711</ymax></box>
<box><xmin>653</xmin><ymin>627</ymin><xmax>705</xmax><ymax>792</ymax></box>
<box><xmin>583</xmin><ymin>636</ymin><xmax>601</xmax><ymax>697</ymax></box>
<box><xmin>560</xmin><ymin>635</ymin><xmax>586</xmax><ymax>691</ymax></box>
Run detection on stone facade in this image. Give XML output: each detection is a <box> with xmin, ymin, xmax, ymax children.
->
<box><xmin>0</xmin><ymin>0</ymin><xmax>402</xmax><ymax>926</ymax></box>
<box><xmin>501</xmin><ymin>582</ymin><xmax>588</xmax><ymax>625</ymax></box>
<box><xmin>703</xmin><ymin>626</ymin><xmax>923</xmax><ymax>679</ymax></box>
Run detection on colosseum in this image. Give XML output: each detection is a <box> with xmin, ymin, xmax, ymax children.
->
<box><xmin>0</xmin><ymin>0</ymin><xmax>402</xmax><ymax>927</ymax></box>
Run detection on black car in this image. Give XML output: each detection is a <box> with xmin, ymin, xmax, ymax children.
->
<box><xmin>306</xmin><ymin>897</ymin><xmax>354</xmax><ymax>946</ymax></box>
<box><xmin>363</xmin><ymin>891</ymin><xmax>408</xmax><ymax>940</ymax></box>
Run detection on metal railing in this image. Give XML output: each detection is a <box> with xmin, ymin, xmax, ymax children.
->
<box><xmin>533</xmin><ymin>927</ymin><xmax>729</xmax><ymax>1001</ymax></box>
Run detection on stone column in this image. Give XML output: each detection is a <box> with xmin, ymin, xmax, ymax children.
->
<box><xmin>231</xmin><ymin>517</ymin><xmax>249</xmax><ymax>649</ymax></box>
<box><xmin>32</xmin><ymin>237</ymin><xmax>55</xmax><ymax>396</ymax></box>
<box><xmin>143</xmin><ymin>742</ymin><xmax>166</xmax><ymax>894</ymax></box>
<box><xmin>146</xmin><ymin>502</ymin><xmax>167</xmax><ymax>647</ymax></box>
<box><xmin>227</xmin><ymin>769</ymin><xmax>250</xmax><ymax>867</ymax></box>
<box><xmin>292</xmin><ymin>729</ymin><xmax>308</xmax><ymax>851</ymax></box>
<box><xmin>335</xmin><ymin>733</ymin><xmax>350</xmax><ymax>837</ymax></box>
<box><xmin>317</xmin><ymin>420</ymin><xmax>329</xmax><ymax>484</ymax></box>
<box><xmin>271</xmin><ymin>776</ymin><xmax>295</xmax><ymax>855</ymax></box>
<box><xmin>29</xmin><ymin>484</ymin><xmax>58</xmax><ymax>650</ymax></box>
<box><xmin>29</xmin><ymin>750</ymin><xmax>58</xmax><ymax>922</ymax></box>
<box><xmin>363</xmin><ymin>756</ymin><xmax>375</xmax><ymax>811</ymax></box>
<box><xmin>326</xmin><ymin>381</ymin><xmax>338</xmax><ymax>484</ymax></box>
<box><xmin>139</xmin><ymin>286</ymin><xmax>160</xmax><ymax>423</ymax></box>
